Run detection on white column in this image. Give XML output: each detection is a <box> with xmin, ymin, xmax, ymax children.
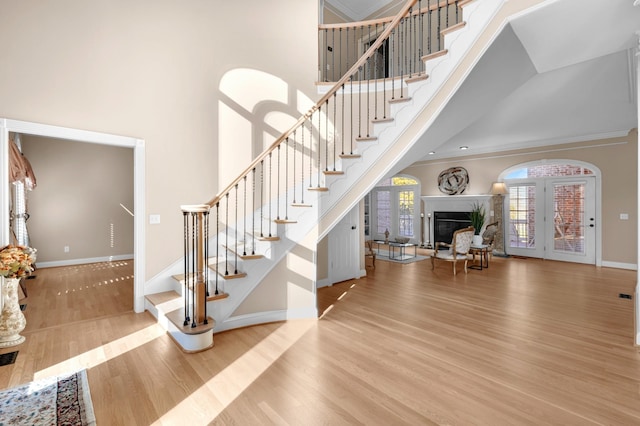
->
<box><xmin>635</xmin><ymin>30</ymin><xmax>640</xmax><ymax>345</ymax></box>
<box><xmin>0</xmin><ymin>120</ymin><xmax>8</xmax><ymax>247</ymax></box>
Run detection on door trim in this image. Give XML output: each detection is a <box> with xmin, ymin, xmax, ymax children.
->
<box><xmin>0</xmin><ymin>118</ymin><xmax>146</xmax><ymax>312</ymax></box>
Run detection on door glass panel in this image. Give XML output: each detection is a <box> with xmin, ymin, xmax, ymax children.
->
<box><xmin>398</xmin><ymin>190</ymin><xmax>414</xmax><ymax>238</ymax></box>
<box><xmin>553</xmin><ymin>183</ymin><xmax>585</xmax><ymax>254</ymax></box>
<box><xmin>509</xmin><ymin>185</ymin><xmax>535</xmax><ymax>249</ymax></box>
<box><xmin>376</xmin><ymin>190</ymin><xmax>391</xmax><ymax>234</ymax></box>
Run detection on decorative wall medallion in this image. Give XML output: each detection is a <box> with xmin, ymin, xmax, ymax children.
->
<box><xmin>437</xmin><ymin>167</ymin><xmax>469</xmax><ymax>195</ymax></box>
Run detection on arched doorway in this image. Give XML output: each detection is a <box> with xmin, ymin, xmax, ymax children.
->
<box><xmin>500</xmin><ymin>160</ymin><xmax>601</xmax><ymax>265</ymax></box>
<box><xmin>368</xmin><ymin>175</ymin><xmax>422</xmax><ymax>245</ymax></box>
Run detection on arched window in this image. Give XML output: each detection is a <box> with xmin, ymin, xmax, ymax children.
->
<box><xmin>367</xmin><ymin>175</ymin><xmax>421</xmax><ymax>243</ymax></box>
<box><xmin>504</xmin><ymin>163</ymin><xmax>594</xmax><ymax>179</ymax></box>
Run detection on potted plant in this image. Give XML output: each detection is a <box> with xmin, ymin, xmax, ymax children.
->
<box><xmin>468</xmin><ymin>202</ymin><xmax>486</xmax><ymax>246</ymax></box>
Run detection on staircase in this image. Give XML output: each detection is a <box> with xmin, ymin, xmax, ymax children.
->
<box><xmin>144</xmin><ymin>0</ymin><xmax>509</xmax><ymax>352</ymax></box>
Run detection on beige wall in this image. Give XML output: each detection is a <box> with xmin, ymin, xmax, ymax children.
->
<box><xmin>0</xmin><ymin>0</ymin><xmax>318</xmax><ymax>278</ymax></box>
<box><xmin>403</xmin><ymin>130</ymin><xmax>638</xmax><ymax>265</ymax></box>
<box><xmin>20</xmin><ymin>136</ymin><xmax>134</xmax><ymax>263</ymax></box>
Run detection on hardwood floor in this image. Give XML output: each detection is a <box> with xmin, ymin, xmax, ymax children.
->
<box><xmin>1</xmin><ymin>256</ymin><xmax>639</xmax><ymax>425</ymax></box>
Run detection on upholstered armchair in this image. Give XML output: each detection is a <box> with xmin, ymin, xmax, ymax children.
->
<box><xmin>431</xmin><ymin>226</ymin><xmax>475</xmax><ymax>275</ymax></box>
<box><xmin>482</xmin><ymin>221</ymin><xmax>499</xmax><ymax>260</ymax></box>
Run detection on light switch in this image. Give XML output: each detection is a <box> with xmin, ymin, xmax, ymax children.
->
<box><xmin>620</xmin><ymin>213</ymin><xmax>629</xmax><ymax>220</ymax></box>
<box><xmin>149</xmin><ymin>214</ymin><xmax>161</xmax><ymax>224</ymax></box>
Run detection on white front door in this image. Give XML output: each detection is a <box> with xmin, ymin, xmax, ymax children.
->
<box><xmin>329</xmin><ymin>205</ymin><xmax>360</xmax><ymax>284</ymax></box>
<box><xmin>506</xmin><ymin>182</ymin><xmax>545</xmax><ymax>258</ymax></box>
<box><xmin>545</xmin><ymin>178</ymin><xmax>596</xmax><ymax>264</ymax></box>
<box><xmin>506</xmin><ymin>177</ymin><xmax>596</xmax><ymax>264</ymax></box>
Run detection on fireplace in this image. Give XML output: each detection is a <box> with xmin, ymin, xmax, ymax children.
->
<box><xmin>433</xmin><ymin>211</ymin><xmax>471</xmax><ymax>244</ymax></box>
<box><xmin>421</xmin><ymin>195</ymin><xmax>491</xmax><ymax>247</ymax></box>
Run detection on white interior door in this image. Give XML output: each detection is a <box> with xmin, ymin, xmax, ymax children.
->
<box><xmin>329</xmin><ymin>205</ymin><xmax>360</xmax><ymax>284</ymax></box>
<box><xmin>545</xmin><ymin>178</ymin><xmax>596</xmax><ymax>264</ymax></box>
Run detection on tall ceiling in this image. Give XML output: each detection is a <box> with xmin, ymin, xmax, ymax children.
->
<box><xmin>325</xmin><ymin>0</ymin><xmax>402</xmax><ymax>21</ymax></box>
<box><xmin>327</xmin><ymin>0</ymin><xmax>640</xmax><ymax>165</ymax></box>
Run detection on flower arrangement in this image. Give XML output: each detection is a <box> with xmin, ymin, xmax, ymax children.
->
<box><xmin>0</xmin><ymin>245</ymin><xmax>36</xmax><ymax>279</ymax></box>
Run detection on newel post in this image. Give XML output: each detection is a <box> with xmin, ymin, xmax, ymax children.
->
<box><xmin>181</xmin><ymin>204</ymin><xmax>210</xmax><ymax>327</ymax></box>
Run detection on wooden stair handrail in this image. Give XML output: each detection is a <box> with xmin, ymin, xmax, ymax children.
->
<box><xmin>206</xmin><ymin>0</ymin><xmax>420</xmax><ymax>208</ymax></box>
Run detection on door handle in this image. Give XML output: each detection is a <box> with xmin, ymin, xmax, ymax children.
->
<box><xmin>351</xmin><ymin>225</ymin><xmax>357</xmax><ymax>230</ymax></box>
<box><xmin>589</xmin><ymin>224</ymin><xmax>595</xmax><ymax>228</ymax></box>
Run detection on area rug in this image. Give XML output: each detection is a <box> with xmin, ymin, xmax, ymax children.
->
<box><xmin>0</xmin><ymin>369</ymin><xmax>96</xmax><ymax>425</ymax></box>
<box><xmin>374</xmin><ymin>250</ymin><xmax>429</xmax><ymax>264</ymax></box>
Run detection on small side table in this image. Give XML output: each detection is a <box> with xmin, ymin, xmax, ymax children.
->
<box><xmin>469</xmin><ymin>244</ymin><xmax>489</xmax><ymax>270</ymax></box>
<box><xmin>388</xmin><ymin>242</ymin><xmax>417</xmax><ymax>261</ymax></box>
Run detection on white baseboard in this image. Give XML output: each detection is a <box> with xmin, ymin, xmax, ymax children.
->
<box><xmin>316</xmin><ymin>278</ymin><xmax>332</xmax><ymax>288</ymax></box>
<box><xmin>601</xmin><ymin>261</ymin><xmax>637</xmax><ymax>270</ymax></box>
<box><xmin>216</xmin><ymin>307</ymin><xmax>317</xmax><ymax>332</ymax></box>
<box><xmin>36</xmin><ymin>254</ymin><xmax>134</xmax><ymax>269</ymax></box>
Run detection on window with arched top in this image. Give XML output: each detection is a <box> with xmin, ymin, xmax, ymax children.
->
<box><xmin>504</xmin><ymin>164</ymin><xmax>594</xmax><ymax>179</ymax></box>
<box><xmin>367</xmin><ymin>175</ymin><xmax>421</xmax><ymax>243</ymax></box>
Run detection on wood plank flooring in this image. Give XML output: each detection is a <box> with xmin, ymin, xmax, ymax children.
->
<box><xmin>1</xmin><ymin>256</ymin><xmax>639</xmax><ymax>425</ymax></box>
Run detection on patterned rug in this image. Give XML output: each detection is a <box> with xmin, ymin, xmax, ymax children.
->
<box><xmin>0</xmin><ymin>370</ymin><xmax>96</xmax><ymax>425</ymax></box>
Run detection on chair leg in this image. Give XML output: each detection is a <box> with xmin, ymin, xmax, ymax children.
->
<box><xmin>452</xmin><ymin>260</ymin><xmax>457</xmax><ymax>276</ymax></box>
<box><xmin>464</xmin><ymin>259</ymin><xmax>468</xmax><ymax>274</ymax></box>
<box><xmin>431</xmin><ymin>256</ymin><xmax>435</xmax><ymax>270</ymax></box>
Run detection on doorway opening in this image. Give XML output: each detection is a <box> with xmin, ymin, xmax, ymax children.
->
<box><xmin>0</xmin><ymin>118</ymin><xmax>146</xmax><ymax>312</ymax></box>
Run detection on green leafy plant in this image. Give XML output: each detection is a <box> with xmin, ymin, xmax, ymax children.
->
<box><xmin>468</xmin><ymin>202</ymin><xmax>486</xmax><ymax>236</ymax></box>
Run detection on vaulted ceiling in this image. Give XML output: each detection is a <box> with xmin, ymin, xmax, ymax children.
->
<box><xmin>412</xmin><ymin>0</ymin><xmax>639</xmax><ymax>163</ymax></box>
<box><xmin>327</xmin><ymin>0</ymin><xmax>640</xmax><ymax>165</ymax></box>
<box><xmin>325</xmin><ymin>0</ymin><xmax>403</xmax><ymax>21</ymax></box>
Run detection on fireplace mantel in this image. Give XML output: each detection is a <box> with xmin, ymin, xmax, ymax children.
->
<box><xmin>421</xmin><ymin>195</ymin><xmax>493</xmax><ymax>246</ymax></box>
<box><xmin>421</xmin><ymin>194</ymin><xmax>493</xmax><ymax>217</ymax></box>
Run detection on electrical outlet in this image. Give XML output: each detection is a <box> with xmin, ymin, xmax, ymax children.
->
<box><xmin>149</xmin><ymin>214</ymin><xmax>161</xmax><ymax>224</ymax></box>
<box><xmin>64</xmin><ymin>246</ymin><xmax>70</xmax><ymax>253</ymax></box>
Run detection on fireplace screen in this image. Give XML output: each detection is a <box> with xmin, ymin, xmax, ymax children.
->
<box><xmin>433</xmin><ymin>211</ymin><xmax>472</xmax><ymax>244</ymax></box>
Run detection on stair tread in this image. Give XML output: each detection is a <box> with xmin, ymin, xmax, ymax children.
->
<box><xmin>171</xmin><ymin>273</ymin><xmax>189</xmax><ymax>283</ymax></box>
<box><xmin>323</xmin><ymin>170</ymin><xmax>344</xmax><ymax>175</ymax></box>
<box><xmin>221</xmin><ymin>245</ymin><xmax>264</xmax><ymax>260</ymax></box>
<box><xmin>442</xmin><ymin>21</ymin><xmax>466</xmax><ymax>36</ymax></box>
<box><xmin>422</xmin><ymin>49</ymin><xmax>448</xmax><ymax>62</ymax></box>
<box><xmin>308</xmin><ymin>187</ymin><xmax>329</xmax><ymax>192</ymax></box>
<box><xmin>405</xmin><ymin>74</ymin><xmax>429</xmax><ymax>84</ymax></box>
<box><xmin>356</xmin><ymin>136</ymin><xmax>377</xmax><ymax>141</ymax></box>
<box><xmin>207</xmin><ymin>292</ymin><xmax>229</xmax><ymax>301</ymax></box>
<box><xmin>291</xmin><ymin>203</ymin><xmax>312</xmax><ymax>207</ymax></box>
<box><xmin>146</xmin><ymin>290</ymin><xmax>181</xmax><ymax>306</ymax></box>
<box><xmin>388</xmin><ymin>97</ymin><xmax>412</xmax><ymax>104</ymax></box>
<box><xmin>339</xmin><ymin>154</ymin><xmax>361</xmax><ymax>159</ymax></box>
<box><xmin>372</xmin><ymin>117</ymin><xmax>393</xmax><ymax>123</ymax></box>
<box><xmin>165</xmin><ymin>308</ymin><xmax>215</xmax><ymax>335</ymax></box>
<box><xmin>208</xmin><ymin>264</ymin><xmax>247</xmax><ymax>279</ymax></box>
